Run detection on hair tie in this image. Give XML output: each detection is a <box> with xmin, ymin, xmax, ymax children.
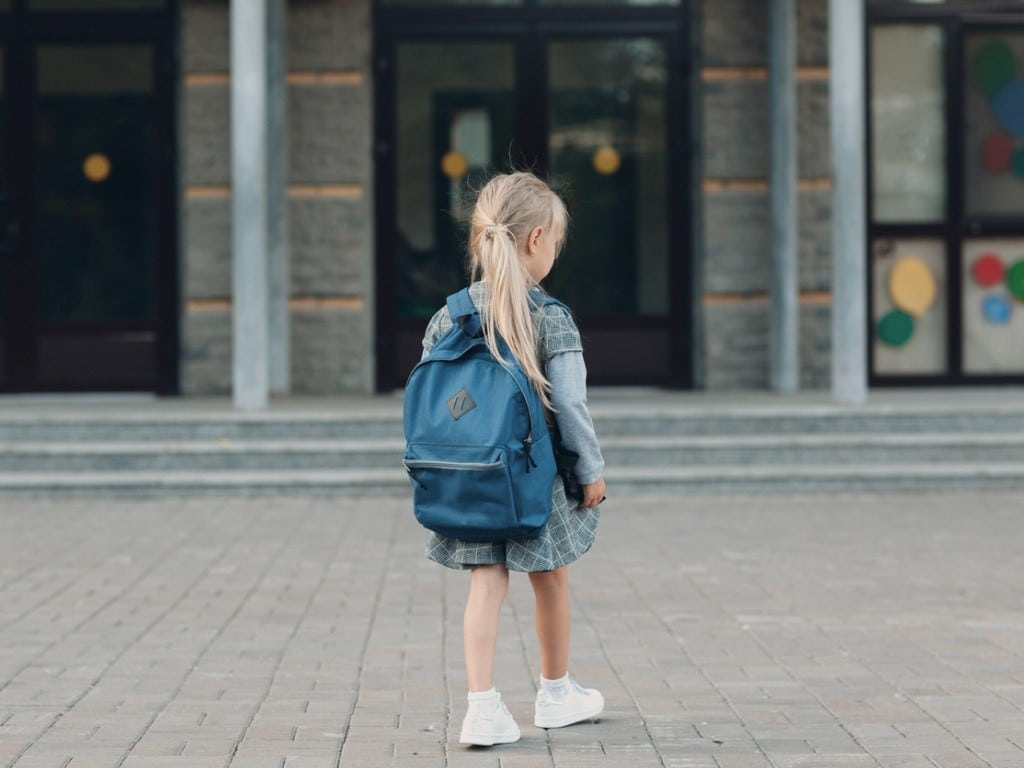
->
<box><xmin>484</xmin><ymin>223</ymin><xmax>510</xmax><ymax>241</ymax></box>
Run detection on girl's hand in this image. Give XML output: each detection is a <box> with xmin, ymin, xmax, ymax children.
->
<box><xmin>580</xmin><ymin>477</ymin><xmax>606</xmax><ymax>509</ymax></box>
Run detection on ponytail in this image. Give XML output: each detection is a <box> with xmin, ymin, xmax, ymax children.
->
<box><xmin>467</xmin><ymin>173</ymin><xmax>567</xmax><ymax>411</ymax></box>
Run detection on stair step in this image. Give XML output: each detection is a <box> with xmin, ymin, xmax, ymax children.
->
<box><xmin>0</xmin><ymin>462</ymin><xmax>1022</xmax><ymax>497</ymax></box>
<box><xmin>2</xmin><ymin>433</ymin><xmax>1024</xmax><ymax>472</ymax></box>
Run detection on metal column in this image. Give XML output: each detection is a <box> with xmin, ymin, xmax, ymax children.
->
<box><xmin>231</xmin><ymin>0</ymin><xmax>288</xmax><ymax>409</ymax></box>
<box><xmin>829</xmin><ymin>0</ymin><xmax>868</xmax><ymax>404</ymax></box>
<box><xmin>769</xmin><ymin>0</ymin><xmax>799</xmax><ymax>393</ymax></box>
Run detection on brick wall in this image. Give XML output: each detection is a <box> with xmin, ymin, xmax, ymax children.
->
<box><xmin>179</xmin><ymin>0</ymin><xmax>373</xmax><ymax>395</ymax></box>
<box><xmin>698</xmin><ymin>0</ymin><xmax>832</xmax><ymax>389</ymax></box>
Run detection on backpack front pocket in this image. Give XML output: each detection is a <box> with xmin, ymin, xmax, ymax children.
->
<box><xmin>403</xmin><ymin>448</ymin><xmax>519</xmax><ymax>541</ymax></box>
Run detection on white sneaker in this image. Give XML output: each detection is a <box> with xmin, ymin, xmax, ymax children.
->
<box><xmin>534</xmin><ymin>678</ymin><xmax>604</xmax><ymax>729</ymax></box>
<box><xmin>459</xmin><ymin>693</ymin><xmax>521</xmax><ymax>746</ymax></box>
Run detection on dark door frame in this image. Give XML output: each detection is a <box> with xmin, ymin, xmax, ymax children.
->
<box><xmin>866</xmin><ymin>2</ymin><xmax>1024</xmax><ymax>386</ymax></box>
<box><xmin>0</xmin><ymin>1</ymin><xmax>178</xmax><ymax>394</ymax></box>
<box><xmin>373</xmin><ymin>3</ymin><xmax>693</xmax><ymax>392</ymax></box>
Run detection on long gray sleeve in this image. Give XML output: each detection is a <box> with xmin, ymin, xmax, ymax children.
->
<box><xmin>547</xmin><ymin>350</ymin><xmax>605</xmax><ymax>485</ymax></box>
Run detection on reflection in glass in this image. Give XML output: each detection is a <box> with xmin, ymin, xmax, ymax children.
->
<box><xmin>382</xmin><ymin>0</ymin><xmax>518</xmax><ymax>6</ymax></box>
<box><xmin>870</xmin><ymin>25</ymin><xmax>945</xmax><ymax>223</ymax></box>
<box><xmin>870</xmin><ymin>0</ymin><xmax>999</xmax><ymax>6</ymax></box>
<box><xmin>29</xmin><ymin>0</ymin><xmax>164</xmax><ymax>9</ymax></box>
<box><xmin>872</xmin><ymin>238</ymin><xmax>947</xmax><ymax>375</ymax></box>
<box><xmin>396</xmin><ymin>42</ymin><xmax>515</xmax><ymax>318</ymax></box>
<box><xmin>0</xmin><ymin>48</ymin><xmax>5</xmax><ymax>325</ymax></box>
<box><xmin>546</xmin><ymin>39</ymin><xmax>669</xmax><ymax>318</ymax></box>
<box><xmin>962</xmin><ymin>239</ymin><xmax>1024</xmax><ymax>374</ymax></box>
<box><xmin>540</xmin><ymin>0</ymin><xmax>678</xmax><ymax>5</ymax></box>
<box><xmin>34</xmin><ymin>46</ymin><xmax>158</xmax><ymax>323</ymax></box>
<box><xmin>964</xmin><ymin>32</ymin><xmax>1024</xmax><ymax>218</ymax></box>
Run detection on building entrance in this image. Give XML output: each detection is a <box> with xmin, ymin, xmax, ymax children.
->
<box><xmin>0</xmin><ymin>5</ymin><xmax>176</xmax><ymax>393</ymax></box>
<box><xmin>374</xmin><ymin>5</ymin><xmax>691</xmax><ymax>390</ymax></box>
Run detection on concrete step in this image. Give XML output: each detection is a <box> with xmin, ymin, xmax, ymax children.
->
<box><xmin>4</xmin><ymin>406</ymin><xmax>1024</xmax><ymax>442</ymax></box>
<box><xmin>4</xmin><ymin>433</ymin><xmax>1024</xmax><ymax>472</ymax></box>
<box><xmin>1</xmin><ymin>462</ymin><xmax>1023</xmax><ymax>497</ymax></box>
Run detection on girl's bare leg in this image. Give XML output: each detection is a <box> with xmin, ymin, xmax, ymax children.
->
<box><xmin>464</xmin><ymin>564</ymin><xmax>510</xmax><ymax>692</ymax></box>
<box><xmin>528</xmin><ymin>567</ymin><xmax>570</xmax><ymax>679</ymax></box>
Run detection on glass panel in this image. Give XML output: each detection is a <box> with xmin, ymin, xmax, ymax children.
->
<box><xmin>29</xmin><ymin>0</ymin><xmax>164</xmax><ymax>9</ymax></box>
<box><xmin>540</xmin><ymin>0</ymin><xmax>678</xmax><ymax>5</ymax></box>
<box><xmin>870</xmin><ymin>25</ymin><xmax>945</xmax><ymax>223</ymax></box>
<box><xmin>35</xmin><ymin>45</ymin><xmax>158</xmax><ymax>322</ymax></box>
<box><xmin>546</xmin><ymin>38</ymin><xmax>669</xmax><ymax>317</ymax></box>
<box><xmin>0</xmin><ymin>48</ymin><xmax>6</xmax><ymax>326</ymax></box>
<box><xmin>964</xmin><ymin>31</ymin><xmax>1024</xmax><ymax>218</ymax></box>
<box><xmin>962</xmin><ymin>239</ymin><xmax>1024</xmax><ymax>374</ymax></box>
<box><xmin>395</xmin><ymin>42</ymin><xmax>515</xmax><ymax>318</ymax></box>
<box><xmin>382</xmin><ymin>0</ymin><xmax>518</xmax><ymax>6</ymax></box>
<box><xmin>872</xmin><ymin>238</ymin><xmax>947</xmax><ymax>375</ymax></box>
<box><xmin>870</xmin><ymin>0</ymin><xmax>1000</xmax><ymax>6</ymax></box>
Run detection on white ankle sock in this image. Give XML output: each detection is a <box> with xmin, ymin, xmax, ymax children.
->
<box><xmin>540</xmin><ymin>674</ymin><xmax>570</xmax><ymax>699</ymax></box>
<box><xmin>468</xmin><ymin>687</ymin><xmax>499</xmax><ymax>710</ymax></box>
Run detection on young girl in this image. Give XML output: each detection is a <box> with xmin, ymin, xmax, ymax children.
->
<box><xmin>419</xmin><ymin>171</ymin><xmax>607</xmax><ymax>747</ymax></box>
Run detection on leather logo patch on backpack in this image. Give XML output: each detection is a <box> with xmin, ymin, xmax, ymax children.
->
<box><xmin>446</xmin><ymin>387</ymin><xmax>476</xmax><ymax>420</ymax></box>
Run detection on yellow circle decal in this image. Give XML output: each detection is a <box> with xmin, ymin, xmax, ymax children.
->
<box><xmin>592</xmin><ymin>146</ymin><xmax>621</xmax><ymax>176</ymax></box>
<box><xmin>440</xmin><ymin>151</ymin><xmax>469</xmax><ymax>179</ymax></box>
<box><xmin>83</xmin><ymin>153</ymin><xmax>112</xmax><ymax>183</ymax></box>
<box><xmin>888</xmin><ymin>256</ymin><xmax>937</xmax><ymax>318</ymax></box>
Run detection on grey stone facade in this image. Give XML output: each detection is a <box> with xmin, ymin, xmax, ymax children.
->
<box><xmin>179</xmin><ymin>0</ymin><xmax>832</xmax><ymax>395</ymax></box>
<box><xmin>180</xmin><ymin>0</ymin><xmax>373</xmax><ymax>395</ymax></box>
<box><xmin>699</xmin><ymin>0</ymin><xmax>832</xmax><ymax>390</ymax></box>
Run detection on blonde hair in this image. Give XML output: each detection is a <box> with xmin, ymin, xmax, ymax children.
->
<box><xmin>468</xmin><ymin>172</ymin><xmax>568</xmax><ymax>411</ymax></box>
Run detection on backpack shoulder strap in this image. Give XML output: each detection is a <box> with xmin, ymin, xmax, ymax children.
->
<box><xmin>446</xmin><ymin>288</ymin><xmax>475</xmax><ymax>322</ymax></box>
<box><xmin>446</xmin><ymin>288</ymin><xmax>482</xmax><ymax>338</ymax></box>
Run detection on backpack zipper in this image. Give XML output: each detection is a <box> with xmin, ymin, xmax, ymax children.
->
<box><xmin>403</xmin><ymin>458</ymin><xmax>505</xmax><ymax>491</ymax></box>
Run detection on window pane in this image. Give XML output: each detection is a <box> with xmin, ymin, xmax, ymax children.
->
<box><xmin>547</xmin><ymin>38</ymin><xmax>669</xmax><ymax>317</ymax></box>
<box><xmin>29</xmin><ymin>0</ymin><xmax>164</xmax><ymax>9</ymax></box>
<box><xmin>0</xmin><ymin>49</ymin><xmax>5</xmax><ymax>326</ymax></box>
<box><xmin>962</xmin><ymin>239</ymin><xmax>1024</xmax><ymax>374</ymax></box>
<box><xmin>964</xmin><ymin>31</ymin><xmax>1024</xmax><ymax>219</ymax></box>
<box><xmin>395</xmin><ymin>42</ymin><xmax>516</xmax><ymax>318</ymax></box>
<box><xmin>870</xmin><ymin>0</ymin><xmax>1000</xmax><ymax>6</ymax></box>
<box><xmin>539</xmin><ymin>0</ymin><xmax>678</xmax><ymax>5</ymax></box>
<box><xmin>35</xmin><ymin>46</ymin><xmax>159</xmax><ymax>322</ymax></box>
<box><xmin>381</xmin><ymin>0</ymin><xmax>519</xmax><ymax>6</ymax></box>
<box><xmin>870</xmin><ymin>24</ymin><xmax>945</xmax><ymax>223</ymax></box>
<box><xmin>872</xmin><ymin>238</ymin><xmax>947</xmax><ymax>375</ymax></box>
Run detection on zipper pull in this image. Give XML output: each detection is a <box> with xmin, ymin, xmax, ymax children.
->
<box><xmin>523</xmin><ymin>436</ymin><xmax>537</xmax><ymax>472</ymax></box>
<box><xmin>405</xmin><ymin>465</ymin><xmax>427</xmax><ymax>490</ymax></box>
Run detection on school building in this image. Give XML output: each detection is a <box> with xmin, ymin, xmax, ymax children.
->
<box><xmin>2</xmin><ymin>0</ymin><xmax>1023</xmax><ymax>403</ymax></box>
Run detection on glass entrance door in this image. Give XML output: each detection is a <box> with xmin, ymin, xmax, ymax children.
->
<box><xmin>0</xmin><ymin>25</ymin><xmax>175</xmax><ymax>392</ymax></box>
<box><xmin>376</xmin><ymin>15</ymin><xmax>689</xmax><ymax>390</ymax></box>
<box><xmin>0</xmin><ymin>43</ymin><xmax>8</xmax><ymax>386</ymax></box>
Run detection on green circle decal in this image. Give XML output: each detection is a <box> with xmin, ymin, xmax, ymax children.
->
<box><xmin>877</xmin><ymin>309</ymin><xmax>915</xmax><ymax>348</ymax></box>
<box><xmin>1007</xmin><ymin>260</ymin><xmax>1024</xmax><ymax>302</ymax></box>
<box><xmin>975</xmin><ymin>42</ymin><xmax>1017</xmax><ymax>97</ymax></box>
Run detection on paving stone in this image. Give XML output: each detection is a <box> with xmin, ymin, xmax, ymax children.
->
<box><xmin>3</xmin><ymin>493</ymin><xmax>1024</xmax><ymax>766</ymax></box>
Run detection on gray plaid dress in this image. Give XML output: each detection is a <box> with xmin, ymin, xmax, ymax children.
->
<box><xmin>420</xmin><ymin>282</ymin><xmax>601</xmax><ymax>573</ymax></box>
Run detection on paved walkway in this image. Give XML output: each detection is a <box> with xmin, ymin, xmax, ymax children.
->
<box><xmin>2</xmin><ymin>492</ymin><xmax>1024</xmax><ymax>768</ymax></box>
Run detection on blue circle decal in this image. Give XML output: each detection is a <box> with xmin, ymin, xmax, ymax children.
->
<box><xmin>992</xmin><ymin>80</ymin><xmax>1024</xmax><ymax>138</ymax></box>
<box><xmin>983</xmin><ymin>294</ymin><xmax>1012</xmax><ymax>325</ymax></box>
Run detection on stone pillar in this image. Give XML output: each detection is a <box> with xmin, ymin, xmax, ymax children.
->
<box><xmin>770</xmin><ymin>0</ymin><xmax>799</xmax><ymax>393</ymax></box>
<box><xmin>267</xmin><ymin>0</ymin><xmax>289</xmax><ymax>394</ymax></box>
<box><xmin>231</xmin><ymin>0</ymin><xmax>288</xmax><ymax>408</ymax></box>
<box><xmin>829</xmin><ymin>0</ymin><xmax>868</xmax><ymax>404</ymax></box>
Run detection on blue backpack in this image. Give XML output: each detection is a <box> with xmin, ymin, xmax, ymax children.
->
<box><xmin>403</xmin><ymin>288</ymin><xmax>559</xmax><ymax>541</ymax></box>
